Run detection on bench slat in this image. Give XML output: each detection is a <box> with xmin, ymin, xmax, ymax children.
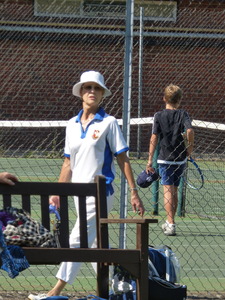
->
<box><xmin>22</xmin><ymin>194</ymin><xmax>31</xmax><ymax>213</ymax></box>
<box><xmin>23</xmin><ymin>248</ymin><xmax>141</xmax><ymax>264</ymax></box>
<box><xmin>3</xmin><ymin>194</ymin><xmax>11</xmax><ymax>209</ymax></box>
<box><xmin>0</xmin><ymin>182</ymin><xmax>97</xmax><ymax>196</ymax></box>
<box><xmin>58</xmin><ymin>195</ymin><xmax>70</xmax><ymax>248</ymax></box>
<box><xmin>41</xmin><ymin>194</ymin><xmax>51</xmax><ymax>231</ymax></box>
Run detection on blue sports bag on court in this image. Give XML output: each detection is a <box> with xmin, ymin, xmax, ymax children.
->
<box><xmin>77</xmin><ymin>296</ymin><xmax>107</xmax><ymax>300</ymax></box>
<box><xmin>148</xmin><ymin>245</ymin><xmax>181</xmax><ymax>283</ymax></box>
<box><xmin>148</xmin><ymin>246</ymin><xmax>186</xmax><ymax>300</ymax></box>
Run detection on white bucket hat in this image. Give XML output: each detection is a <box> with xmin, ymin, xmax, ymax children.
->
<box><xmin>72</xmin><ymin>71</ymin><xmax>111</xmax><ymax>98</ymax></box>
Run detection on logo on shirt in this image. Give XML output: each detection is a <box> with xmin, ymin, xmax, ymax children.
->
<box><xmin>92</xmin><ymin>130</ymin><xmax>100</xmax><ymax>139</ymax></box>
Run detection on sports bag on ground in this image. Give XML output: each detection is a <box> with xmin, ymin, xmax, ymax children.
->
<box><xmin>77</xmin><ymin>296</ymin><xmax>107</xmax><ymax>300</ymax></box>
<box><xmin>148</xmin><ymin>245</ymin><xmax>187</xmax><ymax>300</ymax></box>
<box><xmin>149</xmin><ymin>277</ymin><xmax>187</xmax><ymax>300</ymax></box>
<box><xmin>148</xmin><ymin>245</ymin><xmax>180</xmax><ymax>283</ymax></box>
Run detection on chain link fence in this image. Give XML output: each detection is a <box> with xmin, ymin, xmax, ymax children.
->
<box><xmin>0</xmin><ymin>0</ymin><xmax>225</xmax><ymax>299</ymax></box>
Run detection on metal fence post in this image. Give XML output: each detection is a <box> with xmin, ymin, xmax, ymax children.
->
<box><xmin>137</xmin><ymin>6</ymin><xmax>144</xmax><ymax>159</ymax></box>
<box><xmin>119</xmin><ymin>0</ymin><xmax>134</xmax><ymax>249</ymax></box>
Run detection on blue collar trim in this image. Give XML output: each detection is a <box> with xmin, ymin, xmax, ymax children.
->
<box><xmin>75</xmin><ymin>107</ymin><xmax>105</xmax><ymax>123</ymax></box>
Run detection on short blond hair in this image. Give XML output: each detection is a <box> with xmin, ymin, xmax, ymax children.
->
<box><xmin>164</xmin><ymin>84</ymin><xmax>183</xmax><ymax>105</ymax></box>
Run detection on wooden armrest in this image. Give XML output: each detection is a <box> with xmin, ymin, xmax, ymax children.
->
<box><xmin>100</xmin><ymin>218</ymin><xmax>158</xmax><ymax>224</ymax></box>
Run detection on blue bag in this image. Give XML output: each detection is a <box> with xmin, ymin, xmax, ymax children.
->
<box><xmin>44</xmin><ymin>297</ymin><xmax>69</xmax><ymax>300</ymax></box>
<box><xmin>148</xmin><ymin>245</ymin><xmax>180</xmax><ymax>283</ymax></box>
<box><xmin>77</xmin><ymin>296</ymin><xmax>107</xmax><ymax>300</ymax></box>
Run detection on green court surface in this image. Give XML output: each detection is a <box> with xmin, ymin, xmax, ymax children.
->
<box><xmin>0</xmin><ymin>157</ymin><xmax>225</xmax><ymax>294</ymax></box>
<box><xmin>0</xmin><ymin>157</ymin><xmax>63</xmax><ymax>182</ymax></box>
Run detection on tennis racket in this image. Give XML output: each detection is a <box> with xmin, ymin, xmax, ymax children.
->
<box><xmin>185</xmin><ymin>157</ymin><xmax>204</xmax><ymax>190</ymax></box>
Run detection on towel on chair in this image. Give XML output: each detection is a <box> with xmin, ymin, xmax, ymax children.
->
<box><xmin>0</xmin><ymin>223</ymin><xmax>30</xmax><ymax>278</ymax></box>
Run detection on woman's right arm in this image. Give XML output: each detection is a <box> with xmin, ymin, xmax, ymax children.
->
<box><xmin>58</xmin><ymin>157</ymin><xmax>72</xmax><ymax>182</ymax></box>
<box><xmin>49</xmin><ymin>157</ymin><xmax>72</xmax><ymax>208</ymax></box>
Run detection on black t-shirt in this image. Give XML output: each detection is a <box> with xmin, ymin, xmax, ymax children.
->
<box><xmin>152</xmin><ymin>109</ymin><xmax>193</xmax><ymax>162</ymax></box>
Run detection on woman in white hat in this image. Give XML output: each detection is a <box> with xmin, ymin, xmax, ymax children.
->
<box><xmin>28</xmin><ymin>70</ymin><xmax>145</xmax><ymax>300</ymax></box>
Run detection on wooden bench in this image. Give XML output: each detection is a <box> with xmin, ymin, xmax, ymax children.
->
<box><xmin>0</xmin><ymin>175</ymin><xmax>158</xmax><ymax>299</ymax></box>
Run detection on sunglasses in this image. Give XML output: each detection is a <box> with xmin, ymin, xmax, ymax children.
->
<box><xmin>82</xmin><ymin>85</ymin><xmax>103</xmax><ymax>92</ymax></box>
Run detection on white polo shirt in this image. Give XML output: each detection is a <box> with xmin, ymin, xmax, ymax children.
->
<box><xmin>64</xmin><ymin>107</ymin><xmax>129</xmax><ymax>195</ymax></box>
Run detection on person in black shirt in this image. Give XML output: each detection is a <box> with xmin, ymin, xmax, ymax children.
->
<box><xmin>146</xmin><ymin>84</ymin><xmax>194</xmax><ymax>236</ymax></box>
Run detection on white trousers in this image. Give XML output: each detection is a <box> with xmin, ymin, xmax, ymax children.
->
<box><xmin>56</xmin><ymin>193</ymin><xmax>114</xmax><ymax>284</ymax></box>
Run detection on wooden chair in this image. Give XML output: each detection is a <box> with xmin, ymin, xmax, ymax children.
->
<box><xmin>0</xmin><ymin>176</ymin><xmax>158</xmax><ymax>299</ymax></box>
